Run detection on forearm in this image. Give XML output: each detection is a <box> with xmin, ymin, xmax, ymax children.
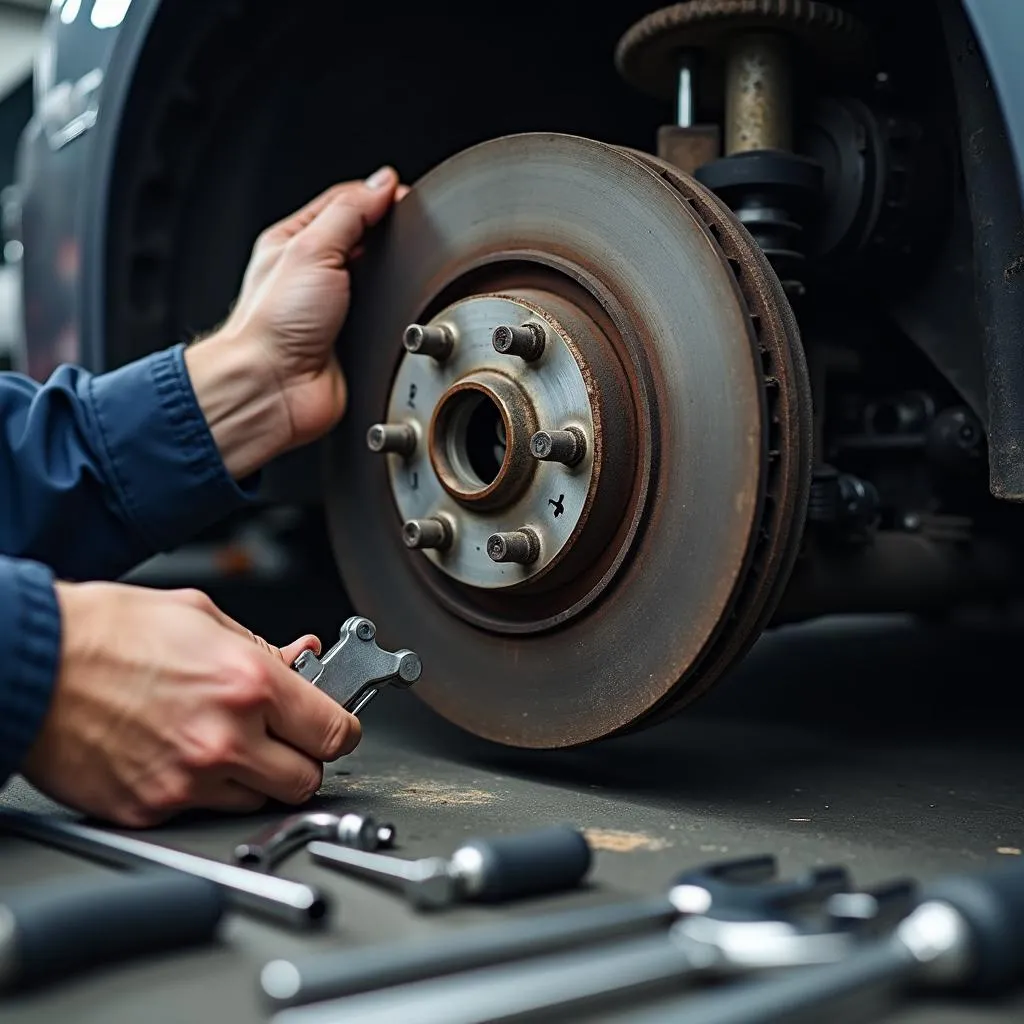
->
<box><xmin>0</xmin><ymin>557</ymin><xmax>60</xmax><ymax>789</ymax></box>
<box><xmin>183</xmin><ymin>329</ymin><xmax>292</xmax><ymax>481</ymax></box>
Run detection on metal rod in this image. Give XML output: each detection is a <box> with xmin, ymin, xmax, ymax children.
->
<box><xmin>270</xmin><ymin>933</ymin><xmax>691</xmax><ymax>1024</ymax></box>
<box><xmin>260</xmin><ymin>895</ymin><xmax>677</xmax><ymax>1009</ymax></box>
<box><xmin>307</xmin><ymin>841</ymin><xmax>447</xmax><ymax>886</ymax></box>
<box><xmin>0</xmin><ymin>810</ymin><xmax>329</xmax><ymax>931</ymax></box>
<box><xmin>676</xmin><ymin>55</ymin><xmax>695</xmax><ymax>128</ymax></box>
<box><xmin>725</xmin><ymin>33</ymin><xmax>793</xmax><ymax>154</ymax></box>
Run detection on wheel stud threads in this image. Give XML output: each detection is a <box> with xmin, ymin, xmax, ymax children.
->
<box><xmin>403</xmin><ymin>323</ymin><xmax>454</xmax><ymax>362</ymax></box>
<box><xmin>486</xmin><ymin>528</ymin><xmax>540</xmax><ymax>565</ymax></box>
<box><xmin>366</xmin><ymin>423</ymin><xmax>416</xmax><ymax>456</ymax></box>
<box><xmin>402</xmin><ymin>517</ymin><xmax>452</xmax><ymax>551</ymax></box>
<box><xmin>530</xmin><ymin>427</ymin><xmax>586</xmax><ymax>467</ymax></box>
<box><xmin>492</xmin><ymin>323</ymin><xmax>546</xmax><ymax>362</ymax></box>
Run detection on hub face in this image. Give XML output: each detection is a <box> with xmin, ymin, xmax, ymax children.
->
<box><xmin>327</xmin><ymin>133</ymin><xmax>812</xmax><ymax>748</ymax></box>
<box><xmin>383</xmin><ymin>294</ymin><xmax>598</xmax><ymax>590</ymax></box>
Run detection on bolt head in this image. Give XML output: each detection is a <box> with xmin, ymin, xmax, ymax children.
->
<box><xmin>366</xmin><ymin>425</ymin><xmax>385</xmax><ymax>451</ymax></box>
<box><xmin>398</xmin><ymin>652</ymin><xmax>422</xmax><ymax>683</ymax></box>
<box><xmin>403</xmin><ymin>325</ymin><xmax>426</xmax><ymax>352</ymax></box>
<box><xmin>492</xmin><ymin>325</ymin><xmax>514</xmax><ymax>353</ymax></box>
<box><xmin>355</xmin><ymin>620</ymin><xmax>376</xmax><ymax>642</ymax></box>
<box><xmin>531</xmin><ymin>433</ymin><xmax>554</xmax><ymax>459</ymax></box>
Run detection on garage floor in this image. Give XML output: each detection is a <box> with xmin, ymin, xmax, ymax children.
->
<box><xmin>2</xmin><ymin>572</ymin><xmax>1023</xmax><ymax>1023</ymax></box>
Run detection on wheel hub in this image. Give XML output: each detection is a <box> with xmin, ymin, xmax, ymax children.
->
<box><xmin>325</xmin><ymin>133</ymin><xmax>812</xmax><ymax>748</ymax></box>
<box><xmin>379</xmin><ymin>293</ymin><xmax>607</xmax><ymax>591</ymax></box>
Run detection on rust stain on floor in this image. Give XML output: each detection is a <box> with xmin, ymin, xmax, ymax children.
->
<box><xmin>583</xmin><ymin>828</ymin><xmax>670</xmax><ymax>852</ymax></box>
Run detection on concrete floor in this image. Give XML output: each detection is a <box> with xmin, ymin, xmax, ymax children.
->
<box><xmin>2</xmin><ymin>575</ymin><xmax>1023</xmax><ymax>1023</ymax></box>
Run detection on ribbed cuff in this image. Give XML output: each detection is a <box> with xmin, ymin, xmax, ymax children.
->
<box><xmin>85</xmin><ymin>344</ymin><xmax>260</xmax><ymax>553</ymax></box>
<box><xmin>0</xmin><ymin>557</ymin><xmax>60</xmax><ymax>785</ymax></box>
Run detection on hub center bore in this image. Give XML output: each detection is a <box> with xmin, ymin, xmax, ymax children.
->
<box><xmin>367</xmin><ymin>293</ymin><xmax>604</xmax><ymax>591</ymax></box>
<box><xmin>429</xmin><ymin>370</ymin><xmax>538</xmax><ymax>511</ymax></box>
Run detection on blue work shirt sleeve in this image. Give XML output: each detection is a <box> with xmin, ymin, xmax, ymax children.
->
<box><xmin>0</xmin><ymin>557</ymin><xmax>60</xmax><ymax>787</ymax></box>
<box><xmin>0</xmin><ymin>343</ymin><xmax>260</xmax><ymax>788</ymax></box>
<box><xmin>0</xmin><ymin>342</ymin><xmax>260</xmax><ymax>579</ymax></box>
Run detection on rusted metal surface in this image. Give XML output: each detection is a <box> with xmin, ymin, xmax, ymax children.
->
<box><xmin>615</xmin><ymin>0</ymin><xmax>870</xmax><ymax>104</ymax></box>
<box><xmin>401</xmin><ymin>276</ymin><xmax>640</xmax><ymax>630</ymax></box>
<box><xmin>324</xmin><ymin>133</ymin><xmax>774</xmax><ymax>748</ymax></box>
<box><xmin>656</xmin><ymin>124</ymin><xmax>722</xmax><ymax>174</ymax></box>
<box><xmin>428</xmin><ymin>372</ymin><xmax>538</xmax><ymax>512</ymax></box>
<box><xmin>619</xmin><ymin>149</ymin><xmax>813</xmax><ymax>728</ymax></box>
<box><xmin>725</xmin><ymin>32</ymin><xmax>793</xmax><ymax>153</ymax></box>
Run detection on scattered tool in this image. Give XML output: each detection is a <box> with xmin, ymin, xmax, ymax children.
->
<box><xmin>307</xmin><ymin>824</ymin><xmax>592</xmax><ymax>911</ymax></box>
<box><xmin>636</xmin><ymin>854</ymin><xmax>1024</xmax><ymax>1024</ymax></box>
<box><xmin>0</xmin><ymin>809</ymin><xmax>330</xmax><ymax>931</ymax></box>
<box><xmin>234</xmin><ymin>812</ymin><xmax>396</xmax><ymax>873</ymax></box>
<box><xmin>268</xmin><ymin>856</ymin><xmax>913</xmax><ymax>1024</ymax></box>
<box><xmin>261</xmin><ymin>856</ymin><xmax>764</xmax><ymax>1009</ymax></box>
<box><xmin>0</xmin><ymin>870</ymin><xmax>224</xmax><ymax>994</ymax></box>
<box><xmin>292</xmin><ymin>616</ymin><xmax>421</xmax><ymax>716</ymax></box>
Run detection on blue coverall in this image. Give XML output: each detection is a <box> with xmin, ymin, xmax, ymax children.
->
<box><xmin>0</xmin><ymin>344</ymin><xmax>258</xmax><ymax>789</ymax></box>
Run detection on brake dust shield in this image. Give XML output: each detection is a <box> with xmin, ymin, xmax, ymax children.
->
<box><xmin>323</xmin><ymin>133</ymin><xmax>811</xmax><ymax>749</ymax></box>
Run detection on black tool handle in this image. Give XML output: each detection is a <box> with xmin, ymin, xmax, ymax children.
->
<box><xmin>457</xmin><ymin>825</ymin><xmax>592</xmax><ymax>903</ymax></box>
<box><xmin>922</xmin><ymin>856</ymin><xmax>1024</xmax><ymax>994</ymax></box>
<box><xmin>0</xmin><ymin>870</ymin><xmax>225</xmax><ymax>992</ymax></box>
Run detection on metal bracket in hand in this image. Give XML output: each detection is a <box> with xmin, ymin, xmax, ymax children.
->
<box><xmin>292</xmin><ymin>616</ymin><xmax>421</xmax><ymax>716</ymax></box>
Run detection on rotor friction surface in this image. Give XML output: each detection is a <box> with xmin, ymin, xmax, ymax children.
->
<box><xmin>325</xmin><ymin>134</ymin><xmax>773</xmax><ymax>748</ymax></box>
<box><xmin>620</xmin><ymin>149</ymin><xmax>812</xmax><ymax>726</ymax></box>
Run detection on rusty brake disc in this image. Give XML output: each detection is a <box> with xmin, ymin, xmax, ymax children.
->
<box><xmin>323</xmin><ymin>132</ymin><xmax>811</xmax><ymax>749</ymax></box>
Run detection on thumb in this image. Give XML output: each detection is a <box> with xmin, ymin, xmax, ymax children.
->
<box><xmin>278</xmin><ymin>634</ymin><xmax>322</xmax><ymax>666</ymax></box>
<box><xmin>295</xmin><ymin>166</ymin><xmax>400</xmax><ymax>263</ymax></box>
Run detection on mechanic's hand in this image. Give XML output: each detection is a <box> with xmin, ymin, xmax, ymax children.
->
<box><xmin>19</xmin><ymin>582</ymin><xmax>361</xmax><ymax>828</ymax></box>
<box><xmin>184</xmin><ymin>167</ymin><xmax>409</xmax><ymax>480</ymax></box>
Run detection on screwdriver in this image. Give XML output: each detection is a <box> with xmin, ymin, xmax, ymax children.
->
<box><xmin>307</xmin><ymin>824</ymin><xmax>592</xmax><ymax>910</ymax></box>
<box><xmin>0</xmin><ymin>870</ymin><xmax>224</xmax><ymax>994</ymax></box>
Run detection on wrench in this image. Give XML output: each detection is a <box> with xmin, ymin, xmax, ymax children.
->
<box><xmin>292</xmin><ymin>616</ymin><xmax>421</xmax><ymax>716</ymax></box>
<box><xmin>233</xmin><ymin>812</ymin><xmax>396</xmax><ymax>873</ymax></box>
<box><xmin>269</xmin><ymin>856</ymin><xmax>914</xmax><ymax>1024</ymax></box>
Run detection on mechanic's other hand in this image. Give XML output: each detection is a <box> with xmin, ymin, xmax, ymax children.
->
<box><xmin>185</xmin><ymin>168</ymin><xmax>405</xmax><ymax>479</ymax></box>
<box><xmin>19</xmin><ymin>582</ymin><xmax>361</xmax><ymax>828</ymax></box>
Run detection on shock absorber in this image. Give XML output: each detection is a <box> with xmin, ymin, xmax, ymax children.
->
<box><xmin>615</xmin><ymin>0</ymin><xmax>871</xmax><ymax>291</ymax></box>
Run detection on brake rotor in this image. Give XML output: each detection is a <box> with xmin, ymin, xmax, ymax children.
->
<box><xmin>324</xmin><ymin>133</ymin><xmax>811</xmax><ymax>748</ymax></box>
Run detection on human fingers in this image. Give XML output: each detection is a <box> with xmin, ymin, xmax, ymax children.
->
<box><xmin>287</xmin><ymin>166</ymin><xmax>399</xmax><ymax>266</ymax></box>
<box><xmin>167</xmin><ymin>589</ymin><xmax>320</xmax><ymax>666</ymax></box>
<box><xmin>279</xmin><ymin>635</ymin><xmax>322</xmax><ymax>665</ymax></box>
<box><xmin>396</xmin><ymin>184</ymin><xmax>411</xmax><ymax>201</ymax></box>
<box><xmin>261</xmin><ymin>653</ymin><xmax>362</xmax><ymax>761</ymax></box>
<box><xmin>257</xmin><ymin>180</ymin><xmax>367</xmax><ymax>246</ymax></box>
<box><xmin>229</xmin><ymin>734</ymin><xmax>326</xmax><ymax>806</ymax></box>
<box><xmin>191</xmin><ymin>777</ymin><xmax>268</xmax><ymax>814</ymax></box>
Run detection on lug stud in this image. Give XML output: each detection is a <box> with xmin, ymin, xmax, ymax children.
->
<box><xmin>367</xmin><ymin>423</ymin><xmax>417</xmax><ymax>456</ymax></box>
<box><xmin>530</xmin><ymin>427</ymin><xmax>586</xmax><ymax>467</ymax></box>
<box><xmin>403</xmin><ymin>517</ymin><xmax>453</xmax><ymax>551</ymax></box>
<box><xmin>486</xmin><ymin>528</ymin><xmax>540</xmax><ymax>565</ymax></box>
<box><xmin>491</xmin><ymin>323</ymin><xmax>546</xmax><ymax>362</ymax></box>
<box><xmin>403</xmin><ymin>323</ymin><xmax>454</xmax><ymax>362</ymax></box>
